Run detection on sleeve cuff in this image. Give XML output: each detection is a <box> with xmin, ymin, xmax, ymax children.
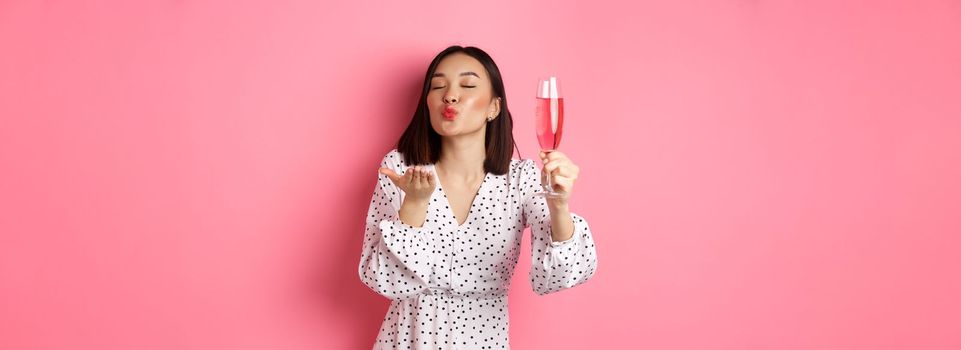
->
<box><xmin>379</xmin><ymin>219</ymin><xmax>427</xmax><ymax>240</ymax></box>
<box><xmin>547</xmin><ymin>212</ymin><xmax>588</xmax><ymax>247</ymax></box>
<box><xmin>550</xmin><ymin>234</ymin><xmax>577</xmax><ymax>247</ymax></box>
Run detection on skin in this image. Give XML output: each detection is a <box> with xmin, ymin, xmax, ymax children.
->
<box><xmin>379</xmin><ymin>53</ymin><xmax>580</xmax><ymax>242</ymax></box>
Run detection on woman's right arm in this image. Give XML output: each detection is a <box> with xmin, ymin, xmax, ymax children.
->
<box><xmin>398</xmin><ymin>196</ymin><xmax>429</xmax><ymax>228</ymax></box>
<box><xmin>357</xmin><ymin>152</ymin><xmax>433</xmax><ymax>300</ymax></box>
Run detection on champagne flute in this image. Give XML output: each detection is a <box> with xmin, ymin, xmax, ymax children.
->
<box><xmin>535</xmin><ymin>76</ymin><xmax>564</xmax><ymax>198</ymax></box>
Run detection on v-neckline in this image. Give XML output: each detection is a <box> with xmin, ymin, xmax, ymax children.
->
<box><xmin>431</xmin><ymin>164</ymin><xmax>488</xmax><ymax>229</ymax></box>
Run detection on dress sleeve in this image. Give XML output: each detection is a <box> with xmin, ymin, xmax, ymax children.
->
<box><xmin>519</xmin><ymin>159</ymin><xmax>599</xmax><ymax>296</ymax></box>
<box><xmin>357</xmin><ymin>150</ymin><xmax>433</xmax><ymax>300</ymax></box>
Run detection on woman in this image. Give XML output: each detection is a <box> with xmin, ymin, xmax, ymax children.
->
<box><xmin>358</xmin><ymin>45</ymin><xmax>598</xmax><ymax>349</ymax></box>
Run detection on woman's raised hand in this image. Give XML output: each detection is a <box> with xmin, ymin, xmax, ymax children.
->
<box><xmin>379</xmin><ymin>166</ymin><xmax>436</xmax><ymax>203</ymax></box>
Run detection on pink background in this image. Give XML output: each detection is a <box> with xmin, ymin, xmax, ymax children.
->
<box><xmin>2</xmin><ymin>0</ymin><xmax>960</xmax><ymax>349</ymax></box>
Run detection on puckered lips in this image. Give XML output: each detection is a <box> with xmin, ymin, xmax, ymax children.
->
<box><xmin>443</xmin><ymin>106</ymin><xmax>457</xmax><ymax>120</ymax></box>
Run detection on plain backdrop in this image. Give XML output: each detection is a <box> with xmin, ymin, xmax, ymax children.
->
<box><xmin>2</xmin><ymin>0</ymin><xmax>960</xmax><ymax>349</ymax></box>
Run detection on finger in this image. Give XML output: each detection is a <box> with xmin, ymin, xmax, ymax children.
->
<box><xmin>543</xmin><ymin>160</ymin><xmax>559</xmax><ymax>173</ymax></box>
<box><xmin>552</xmin><ymin>175</ymin><xmax>575</xmax><ymax>193</ymax></box>
<box><xmin>411</xmin><ymin>166</ymin><xmax>421</xmax><ymax>183</ymax></box>
<box><xmin>419</xmin><ymin>167</ymin><xmax>429</xmax><ymax>186</ymax></box>
<box><xmin>544</xmin><ymin>159</ymin><xmax>574</xmax><ymax>177</ymax></box>
<box><xmin>551</xmin><ymin>163</ymin><xmax>579</xmax><ymax>179</ymax></box>
<box><xmin>422</xmin><ymin>169</ymin><xmax>431</xmax><ymax>187</ymax></box>
<box><xmin>423</xmin><ymin>169</ymin><xmax>432</xmax><ymax>186</ymax></box>
<box><xmin>426</xmin><ymin>170</ymin><xmax>435</xmax><ymax>186</ymax></box>
<box><xmin>542</xmin><ymin>154</ymin><xmax>569</xmax><ymax>169</ymax></box>
<box><xmin>545</xmin><ymin>150</ymin><xmax>566</xmax><ymax>162</ymax></box>
<box><xmin>415</xmin><ymin>168</ymin><xmax>425</xmax><ymax>186</ymax></box>
<box><xmin>379</xmin><ymin>167</ymin><xmax>399</xmax><ymax>183</ymax></box>
<box><xmin>402</xmin><ymin>167</ymin><xmax>415</xmax><ymax>186</ymax></box>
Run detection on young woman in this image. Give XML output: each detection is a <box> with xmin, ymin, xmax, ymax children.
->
<box><xmin>358</xmin><ymin>45</ymin><xmax>598</xmax><ymax>349</ymax></box>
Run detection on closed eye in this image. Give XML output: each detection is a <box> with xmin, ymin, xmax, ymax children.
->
<box><xmin>431</xmin><ymin>85</ymin><xmax>474</xmax><ymax>90</ymax></box>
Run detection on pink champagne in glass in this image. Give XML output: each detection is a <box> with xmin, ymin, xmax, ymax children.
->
<box><xmin>535</xmin><ymin>96</ymin><xmax>564</xmax><ymax>150</ymax></box>
<box><xmin>535</xmin><ymin>76</ymin><xmax>564</xmax><ymax>197</ymax></box>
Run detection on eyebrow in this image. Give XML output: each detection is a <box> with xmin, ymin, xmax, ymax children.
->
<box><xmin>431</xmin><ymin>72</ymin><xmax>481</xmax><ymax>78</ymax></box>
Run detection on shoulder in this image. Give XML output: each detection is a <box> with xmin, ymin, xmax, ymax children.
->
<box><xmin>508</xmin><ymin>158</ymin><xmax>539</xmax><ymax>180</ymax></box>
<box><xmin>504</xmin><ymin>158</ymin><xmax>541</xmax><ymax>198</ymax></box>
<box><xmin>379</xmin><ymin>149</ymin><xmax>407</xmax><ymax>172</ymax></box>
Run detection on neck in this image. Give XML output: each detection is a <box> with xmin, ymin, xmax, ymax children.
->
<box><xmin>437</xmin><ymin>134</ymin><xmax>486</xmax><ymax>181</ymax></box>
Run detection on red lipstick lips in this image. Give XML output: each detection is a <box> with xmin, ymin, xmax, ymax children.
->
<box><xmin>443</xmin><ymin>106</ymin><xmax>457</xmax><ymax>120</ymax></box>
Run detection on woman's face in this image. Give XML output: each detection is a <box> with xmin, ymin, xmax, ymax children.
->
<box><xmin>427</xmin><ymin>53</ymin><xmax>501</xmax><ymax>138</ymax></box>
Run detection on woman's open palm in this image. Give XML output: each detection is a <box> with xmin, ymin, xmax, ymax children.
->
<box><xmin>378</xmin><ymin>166</ymin><xmax>436</xmax><ymax>202</ymax></box>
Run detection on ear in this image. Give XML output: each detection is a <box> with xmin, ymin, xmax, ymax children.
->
<box><xmin>488</xmin><ymin>97</ymin><xmax>502</xmax><ymax>117</ymax></box>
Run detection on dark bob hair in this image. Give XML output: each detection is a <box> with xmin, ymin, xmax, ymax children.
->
<box><xmin>396</xmin><ymin>45</ymin><xmax>519</xmax><ymax>176</ymax></box>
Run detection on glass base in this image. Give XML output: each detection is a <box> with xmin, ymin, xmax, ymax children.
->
<box><xmin>535</xmin><ymin>187</ymin><xmax>565</xmax><ymax>198</ymax></box>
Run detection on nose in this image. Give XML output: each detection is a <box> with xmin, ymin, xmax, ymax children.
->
<box><xmin>443</xmin><ymin>94</ymin><xmax>458</xmax><ymax>104</ymax></box>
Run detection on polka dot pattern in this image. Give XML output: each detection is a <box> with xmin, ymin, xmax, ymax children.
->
<box><xmin>359</xmin><ymin>149</ymin><xmax>598</xmax><ymax>349</ymax></box>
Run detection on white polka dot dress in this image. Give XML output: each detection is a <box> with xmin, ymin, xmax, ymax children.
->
<box><xmin>358</xmin><ymin>149</ymin><xmax>598</xmax><ymax>349</ymax></box>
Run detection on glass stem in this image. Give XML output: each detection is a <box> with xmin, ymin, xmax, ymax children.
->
<box><xmin>543</xmin><ymin>150</ymin><xmax>554</xmax><ymax>194</ymax></box>
<box><xmin>545</xmin><ymin>167</ymin><xmax>554</xmax><ymax>193</ymax></box>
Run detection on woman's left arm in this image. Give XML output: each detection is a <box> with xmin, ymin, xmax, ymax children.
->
<box><xmin>521</xmin><ymin>152</ymin><xmax>599</xmax><ymax>295</ymax></box>
<box><xmin>541</xmin><ymin>150</ymin><xmax>578</xmax><ymax>242</ymax></box>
